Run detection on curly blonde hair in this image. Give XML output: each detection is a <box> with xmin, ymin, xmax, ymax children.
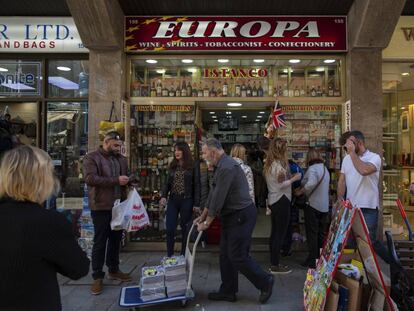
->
<box><xmin>263</xmin><ymin>138</ymin><xmax>288</xmax><ymax>176</ymax></box>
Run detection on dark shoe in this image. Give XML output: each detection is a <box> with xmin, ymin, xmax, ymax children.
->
<box><xmin>259</xmin><ymin>275</ymin><xmax>274</xmax><ymax>303</ymax></box>
<box><xmin>91</xmin><ymin>279</ymin><xmax>103</xmax><ymax>295</ymax></box>
<box><xmin>269</xmin><ymin>264</ymin><xmax>292</xmax><ymax>274</ymax></box>
<box><xmin>300</xmin><ymin>260</ymin><xmax>316</xmax><ymax>269</ymax></box>
<box><xmin>207</xmin><ymin>291</ymin><xmax>237</xmax><ymax>302</ymax></box>
<box><xmin>107</xmin><ymin>270</ymin><xmax>132</xmax><ymax>282</ymax></box>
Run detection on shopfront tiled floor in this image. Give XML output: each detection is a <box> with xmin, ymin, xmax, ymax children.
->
<box><xmin>59</xmin><ymin>251</ymin><xmax>308</xmax><ymax>311</ymax></box>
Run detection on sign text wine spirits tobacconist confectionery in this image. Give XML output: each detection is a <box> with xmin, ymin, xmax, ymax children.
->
<box><xmin>125</xmin><ymin>16</ymin><xmax>347</xmax><ymax>52</ymax></box>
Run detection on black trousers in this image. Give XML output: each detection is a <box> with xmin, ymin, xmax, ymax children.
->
<box><xmin>219</xmin><ymin>204</ymin><xmax>269</xmax><ymax>294</ymax></box>
<box><xmin>91</xmin><ymin>210</ymin><xmax>122</xmax><ymax>280</ymax></box>
<box><xmin>269</xmin><ymin>195</ymin><xmax>291</xmax><ymax>266</ymax></box>
<box><xmin>165</xmin><ymin>196</ymin><xmax>193</xmax><ymax>257</ymax></box>
<box><xmin>304</xmin><ymin>206</ymin><xmax>328</xmax><ymax>263</ymax></box>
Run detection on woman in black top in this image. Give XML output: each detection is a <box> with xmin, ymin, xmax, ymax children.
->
<box><xmin>0</xmin><ymin>145</ymin><xmax>90</xmax><ymax>311</ymax></box>
<box><xmin>160</xmin><ymin>142</ymin><xmax>200</xmax><ymax>257</ymax></box>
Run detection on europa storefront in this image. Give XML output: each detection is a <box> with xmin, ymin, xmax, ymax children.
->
<box><xmin>123</xmin><ymin>16</ymin><xmax>348</xmax><ymax>244</ymax></box>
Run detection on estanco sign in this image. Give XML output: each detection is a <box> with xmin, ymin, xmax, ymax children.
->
<box><xmin>125</xmin><ymin>16</ymin><xmax>347</xmax><ymax>52</ymax></box>
<box><xmin>0</xmin><ymin>17</ymin><xmax>88</xmax><ymax>53</ymax></box>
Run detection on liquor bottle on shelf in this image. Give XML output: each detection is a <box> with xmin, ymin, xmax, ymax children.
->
<box><xmin>235</xmin><ymin>80</ymin><xmax>241</xmax><ymax>97</ymax></box>
<box><xmin>322</xmin><ymin>86</ymin><xmax>327</xmax><ymax>97</ymax></box>
<box><xmin>203</xmin><ymin>83</ymin><xmax>210</xmax><ymax>97</ymax></box>
<box><xmin>223</xmin><ymin>80</ymin><xmax>228</xmax><ymax>97</ymax></box>
<box><xmin>162</xmin><ymin>83</ymin><xmax>168</xmax><ymax>97</ymax></box>
<box><xmin>278</xmin><ymin>85</ymin><xmax>283</xmax><ymax>97</ymax></box>
<box><xmin>157</xmin><ymin>148</ymin><xmax>164</xmax><ymax>168</ymax></box>
<box><xmin>210</xmin><ymin>81</ymin><xmax>217</xmax><ymax>97</ymax></box>
<box><xmin>300</xmin><ymin>85</ymin><xmax>306</xmax><ymax>97</ymax></box>
<box><xmin>186</xmin><ymin>81</ymin><xmax>192</xmax><ymax>97</ymax></box>
<box><xmin>142</xmin><ymin>128</ymin><xmax>148</xmax><ymax>145</ymax></box>
<box><xmin>191</xmin><ymin>83</ymin><xmax>197</xmax><ymax>97</ymax></box>
<box><xmin>241</xmin><ymin>81</ymin><xmax>247</xmax><ymax>97</ymax></box>
<box><xmin>328</xmin><ymin>84</ymin><xmax>334</xmax><ymax>97</ymax></box>
<box><xmin>283</xmin><ymin>84</ymin><xmax>288</xmax><ymax>97</ymax></box>
<box><xmin>252</xmin><ymin>81</ymin><xmax>258</xmax><ymax>97</ymax></box>
<box><xmin>316</xmin><ymin>86</ymin><xmax>322</xmax><ymax>97</ymax></box>
<box><xmin>156</xmin><ymin>79</ymin><xmax>162</xmax><ymax>97</ymax></box>
<box><xmin>148</xmin><ymin>111</ymin><xmax>156</xmax><ymax>125</ymax></box>
<box><xmin>246</xmin><ymin>80</ymin><xmax>252</xmax><ymax>97</ymax></box>
<box><xmin>181</xmin><ymin>80</ymin><xmax>187</xmax><ymax>97</ymax></box>
<box><xmin>311</xmin><ymin>85</ymin><xmax>317</xmax><ymax>97</ymax></box>
<box><xmin>217</xmin><ymin>80</ymin><xmax>223</xmax><ymax>97</ymax></box>
<box><xmin>169</xmin><ymin>83</ymin><xmax>175</xmax><ymax>97</ymax></box>
<box><xmin>258</xmin><ymin>81</ymin><xmax>264</xmax><ymax>97</ymax></box>
<box><xmin>147</xmin><ymin>128</ymin><xmax>153</xmax><ymax>145</ymax></box>
<box><xmin>294</xmin><ymin>86</ymin><xmax>300</xmax><ymax>97</ymax></box>
<box><xmin>334</xmin><ymin>87</ymin><xmax>341</xmax><ymax>97</ymax></box>
<box><xmin>198</xmin><ymin>83</ymin><xmax>203</xmax><ymax>97</ymax></box>
<box><xmin>150</xmin><ymin>81</ymin><xmax>156</xmax><ymax>97</ymax></box>
<box><xmin>175</xmin><ymin>83</ymin><xmax>181</xmax><ymax>97</ymax></box>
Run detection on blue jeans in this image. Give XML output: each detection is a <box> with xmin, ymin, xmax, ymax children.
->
<box><xmin>361</xmin><ymin>208</ymin><xmax>390</xmax><ymax>264</ymax></box>
<box><xmin>166</xmin><ymin>195</ymin><xmax>193</xmax><ymax>257</ymax></box>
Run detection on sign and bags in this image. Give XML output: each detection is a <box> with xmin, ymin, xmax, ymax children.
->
<box><xmin>0</xmin><ymin>17</ymin><xmax>87</xmax><ymax>53</ymax></box>
<box><xmin>125</xmin><ymin>16</ymin><xmax>347</xmax><ymax>52</ymax></box>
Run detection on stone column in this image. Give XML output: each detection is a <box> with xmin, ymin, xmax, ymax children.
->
<box><xmin>346</xmin><ymin>0</ymin><xmax>406</xmax><ymax>239</ymax></box>
<box><xmin>66</xmin><ymin>0</ymin><xmax>126</xmax><ymax>151</ymax></box>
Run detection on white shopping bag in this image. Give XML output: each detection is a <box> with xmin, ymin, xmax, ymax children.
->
<box><xmin>110</xmin><ymin>188</ymin><xmax>150</xmax><ymax>232</ymax></box>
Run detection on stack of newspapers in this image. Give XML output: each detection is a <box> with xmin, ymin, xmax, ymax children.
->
<box><xmin>162</xmin><ymin>255</ymin><xmax>187</xmax><ymax>297</ymax></box>
<box><xmin>140</xmin><ymin>266</ymin><xmax>166</xmax><ymax>302</ymax></box>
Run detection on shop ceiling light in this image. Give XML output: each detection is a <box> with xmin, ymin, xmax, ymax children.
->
<box><xmin>0</xmin><ymin>67</ymin><xmax>8</xmax><ymax>72</ymax></box>
<box><xmin>226</xmin><ymin>111</ymin><xmax>232</xmax><ymax>114</ymax></box>
<box><xmin>402</xmin><ymin>72</ymin><xmax>410</xmax><ymax>76</ymax></box>
<box><xmin>283</xmin><ymin>69</ymin><xmax>288</xmax><ymax>73</ymax></box>
<box><xmin>255</xmin><ymin>119</ymin><xmax>260</xmax><ymax>122</ymax></box>
<box><xmin>209</xmin><ymin>111</ymin><xmax>215</xmax><ymax>114</ymax></box>
<box><xmin>316</xmin><ymin>67</ymin><xmax>325</xmax><ymax>72</ymax></box>
<box><xmin>156</xmin><ymin>69</ymin><xmax>166</xmax><ymax>74</ymax></box>
<box><xmin>227</xmin><ymin>102</ymin><xmax>242</xmax><ymax>107</ymax></box>
<box><xmin>182</xmin><ymin>59</ymin><xmax>193</xmax><ymax>63</ymax></box>
<box><xmin>188</xmin><ymin>68</ymin><xmax>198</xmax><ymax>73</ymax></box>
<box><xmin>217</xmin><ymin>59</ymin><xmax>229</xmax><ymax>63</ymax></box>
<box><xmin>259</xmin><ymin>111</ymin><xmax>265</xmax><ymax>114</ymax></box>
<box><xmin>401</xmin><ymin>107</ymin><xmax>407</xmax><ymax>110</ymax></box>
<box><xmin>289</xmin><ymin>59</ymin><xmax>301</xmax><ymax>64</ymax></box>
<box><xmin>57</xmin><ymin>66</ymin><xmax>71</xmax><ymax>72</ymax></box>
<box><xmin>253</xmin><ymin>59</ymin><xmax>265</xmax><ymax>63</ymax></box>
<box><xmin>242</xmin><ymin>115</ymin><xmax>247</xmax><ymax>118</ymax></box>
<box><xmin>212</xmin><ymin>115</ymin><xmax>217</xmax><ymax>118</ymax></box>
<box><xmin>146</xmin><ymin>59</ymin><xmax>158</xmax><ymax>64</ymax></box>
<box><xmin>214</xmin><ymin>119</ymin><xmax>218</xmax><ymax>122</ymax></box>
<box><xmin>324</xmin><ymin>59</ymin><xmax>336</xmax><ymax>64</ymax></box>
<box><xmin>257</xmin><ymin>115</ymin><xmax>263</xmax><ymax>118</ymax></box>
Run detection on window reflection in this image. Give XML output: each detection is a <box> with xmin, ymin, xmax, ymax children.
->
<box><xmin>48</xmin><ymin>60</ymin><xmax>89</xmax><ymax>98</ymax></box>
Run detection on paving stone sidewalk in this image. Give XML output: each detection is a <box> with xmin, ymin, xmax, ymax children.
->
<box><xmin>60</xmin><ymin>251</ymin><xmax>308</xmax><ymax>311</ymax></box>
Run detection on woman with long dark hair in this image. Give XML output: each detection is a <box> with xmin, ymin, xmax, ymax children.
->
<box><xmin>263</xmin><ymin>138</ymin><xmax>301</xmax><ymax>274</ymax></box>
<box><xmin>160</xmin><ymin>142</ymin><xmax>200</xmax><ymax>257</ymax></box>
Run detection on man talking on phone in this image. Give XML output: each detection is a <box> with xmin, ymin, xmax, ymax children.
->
<box><xmin>337</xmin><ymin>130</ymin><xmax>389</xmax><ymax>262</ymax></box>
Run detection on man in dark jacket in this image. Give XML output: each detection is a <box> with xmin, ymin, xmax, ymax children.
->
<box><xmin>195</xmin><ymin>138</ymin><xmax>274</xmax><ymax>304</ymax></box>
<box><xmin>83</xmin><ymin>131</ymin><xmax>131</xmax><ymax>295</ymax></box>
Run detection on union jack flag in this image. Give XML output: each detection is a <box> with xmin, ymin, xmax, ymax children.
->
<box><xmin>272</xmin><ymin>100</ymin><xmax>286</xmax><ymax>128</ymax></box>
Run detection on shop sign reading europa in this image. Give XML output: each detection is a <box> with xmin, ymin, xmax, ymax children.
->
<box><xmin>125</xmin><ymin>16</ymin><xmax>347</xmax><ymax>52</ymax></box>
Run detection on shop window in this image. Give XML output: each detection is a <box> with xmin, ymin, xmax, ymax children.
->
<box><xmin>47</xmin><ymin>60</ymin><xmax>89</xmax><ymax>98</ymax></box>
<box><xmin>130</xmin><ymin>58</ymin><xmax>342</xmax><ymax>98</ymax></box>
<box><xmin>47</xmin><ymin>102</ymin><xmax>88</xmax><ymax>208</ymax></box>
<box><xmin>0</xmin><ymin>60</ymin><xmax>42</xmax><ymax>97</ymax></box>
<box><xmin>0</xmin><ymin>102</ymin><xmax>38</xmax><ymax>146</ymax></box>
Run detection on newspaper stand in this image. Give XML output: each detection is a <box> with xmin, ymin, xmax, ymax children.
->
<box><xmin>303</xmin><ymin>200</ymin><xmax>395</xmax><ymax>311</ymax></box>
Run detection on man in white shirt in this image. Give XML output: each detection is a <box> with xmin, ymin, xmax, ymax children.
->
<box><xmin>337</xmin><ymin>131</ymin><xmax>389</xmax><ymax>262</ymax></box>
